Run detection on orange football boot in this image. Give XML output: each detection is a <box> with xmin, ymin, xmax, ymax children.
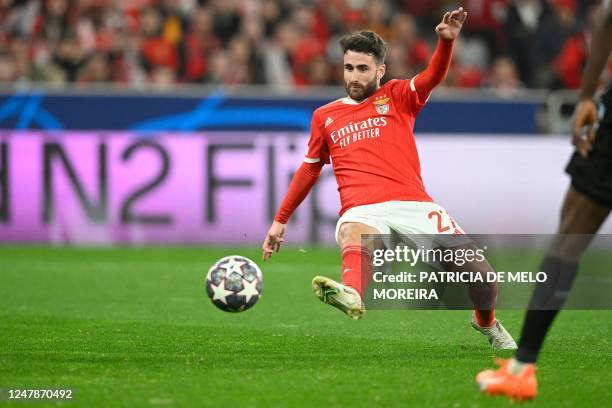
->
<box><xmin>476</xmin><ymin>358</ymin><xmax>537</xmax><ymax>401</ymax></box>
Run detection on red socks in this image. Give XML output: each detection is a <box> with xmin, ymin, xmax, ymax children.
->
<box><xmin>469</xmin><ymin>282</ymin><xmax>498</xmax><ymax>328</ymax></box>
<box><xmin>340</xmin><ymin>245</ymin><xmax>372</xmax><ymax>298</ymax></box>
<box><xmin>474</xmin><ymin>309</ymin><xmax>496</xmax><ymax>328</ymax></box>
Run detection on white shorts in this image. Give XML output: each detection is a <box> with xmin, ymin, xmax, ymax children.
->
<box><xmin>334</xmin><ymin>200</ymin><xmax>467</xmax><ymax>248</ymax></box>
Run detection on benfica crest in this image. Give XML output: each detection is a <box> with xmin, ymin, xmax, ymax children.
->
<box><xmin>373</xmin><ymin>96</ymin><xmax>390</xmax><ymax>115</ymax></box>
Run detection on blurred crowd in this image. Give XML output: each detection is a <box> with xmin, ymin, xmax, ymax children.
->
<box><xmin>0</xmin><ymin>0</ymin><xmax>607</xmax><ymax>94</ymax></box>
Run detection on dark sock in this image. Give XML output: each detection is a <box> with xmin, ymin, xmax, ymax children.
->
<box><xmin>516</xmin><ymin>309</ymin><xmax>560</xmax><ymax>363</ymax></box>
<box><xmin>516</xmin><ymin>256</ymin><xmax>578</xmax><ymax>363</ymax></box>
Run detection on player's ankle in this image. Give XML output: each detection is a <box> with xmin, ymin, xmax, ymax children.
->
<box><xmin>474</xmin><ymin>310</ymin><xmax>495</xmax><ymax>328</ymax></box>
<box><xmin>509</xmin><ymin>357</ymin><xmax>533</xmax><ymax>375</ymax></box>
<box><xmin>342</xmin><ymin>283</ymin><xmax>363</xmax><ymax>298</ymax></box>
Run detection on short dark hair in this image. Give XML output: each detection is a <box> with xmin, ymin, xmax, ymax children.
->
<box><xmin>339</xmin><ymin>30</ymin><xmax>387</xmax><ymax>64</ymax></box>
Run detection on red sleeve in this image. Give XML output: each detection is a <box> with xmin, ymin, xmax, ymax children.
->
<box><xmin>387</xmin><ymin>39</ymin><xmax>454</xmax><ymax>116</ymax></box>
<box><xmin>304</xmin><ymin>112</ymin><xmax>330</xmax><ymax>164</ymax></box>
<box><xmin>413</xmin><ymin>38</ymin><xmax>454</xmax><ymax>102</ymax></box>
<box><xmin>274</xmin><ymin>161</ymin><xmax>324</xmax><ymax>223</ymax></box>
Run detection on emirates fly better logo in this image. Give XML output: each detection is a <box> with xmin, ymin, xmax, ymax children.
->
<box><xmin>329</xmin><ymin>116</ymin><xmax>388</xmax><ymax>148</ymax></box>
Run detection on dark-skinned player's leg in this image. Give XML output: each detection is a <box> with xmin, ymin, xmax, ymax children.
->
<box><xmin>516</xmin><ymin>186</ymin><xmax>610</xmax><ymax>363</ymax></box>
<box><xmin>519</xmin><ymin>0</ymin><xmax>612</xmax><ymax>361</ymax></box>
<box><xmin>478</xmin><ymin>1</ymin><xmax>612</xmax><ymax>398</ymax></box>
<box><xmin>476</xmin><ymin>187</ymin><xmax>610</xmax><ymax>400</ymax></box>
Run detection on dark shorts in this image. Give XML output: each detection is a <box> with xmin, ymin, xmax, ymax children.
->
<box><xmin>565</xmin><ymin>91</ymin><xmax>612</xmax><ymax>208</ymax></box>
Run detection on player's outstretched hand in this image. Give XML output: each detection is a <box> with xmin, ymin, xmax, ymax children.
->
<box><xmin>435</xmin><ymin>7</ymin><xmax>467</xmax><ymax>41</ymax></box>
<box><xmin>262</xmin><ymin>221</ymin><xmax>286</xmax><ymax>261</ymax></box>
<box><xmin>571</xmin><ymin>98</ymin><xmax>598</xmax><ymax>157</ymax></box>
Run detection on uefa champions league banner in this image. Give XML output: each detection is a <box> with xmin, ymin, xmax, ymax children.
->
<box><xmin>1</xmin><ymin>131</ymin><xmax>611</xmax><ymax>244</ymax></box>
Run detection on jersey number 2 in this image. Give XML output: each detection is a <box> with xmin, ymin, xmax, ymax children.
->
<box><xmin>428</xmin><ymin>210</ymin><xmax>450</xmax><ymax>233</ymax></box>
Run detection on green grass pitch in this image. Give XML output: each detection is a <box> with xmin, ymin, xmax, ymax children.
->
<box><xmin>1</xmin><ymin>246</ymin><xmax>610</xmax><ymax>407</ymax></box>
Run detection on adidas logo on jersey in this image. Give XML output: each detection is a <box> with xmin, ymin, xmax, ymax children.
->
<box><xmin>324</xmin><ymin>117</ymin><xmax>334</xmax><ymax>128</ymax></box>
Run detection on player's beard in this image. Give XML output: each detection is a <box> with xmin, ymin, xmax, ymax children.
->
<box><xmin>345</xmin><ymin>76</ymin><xmax>378</xmax><ymax>102</ymax></box>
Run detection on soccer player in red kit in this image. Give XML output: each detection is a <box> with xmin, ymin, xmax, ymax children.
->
<box><xmin>262</xmin><ymin>7</ymin><xmax>516</xmax><ymax>349</ymax></box>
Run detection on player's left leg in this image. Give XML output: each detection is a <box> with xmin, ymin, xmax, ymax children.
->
<box><xmin>439</xmin><ymin>245</ymin><xmax>517</xmax><ymax>350</ymax></box>
<box><xmin>386</xmin><ymin>201</ymin><xmax>516</xmax><ymax>349</ymax></box>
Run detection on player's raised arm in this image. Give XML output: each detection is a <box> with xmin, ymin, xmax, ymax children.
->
<box><xmin>572</xmin><ymin>0</ymin><xmax>612</xmax><ymax>157</ymax></box>
<box><xmin>412</xmin><ymin>7</ymin><xmax>467</xmax><ymax>102</ymax></box>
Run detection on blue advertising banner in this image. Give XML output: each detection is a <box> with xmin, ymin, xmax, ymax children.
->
<box><xmin>0</xmin><ymin>89</ymin><xmax>541</xmax><ymax>134</ymax></box>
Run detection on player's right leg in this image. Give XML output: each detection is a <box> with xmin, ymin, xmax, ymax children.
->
<box><xmin>384</xmin><ymin>201</ymin><xmax>516</xmax><ymax>348</ymax></box>
<box><xmin>313</xmin><ymin>211</ymin><xmax>386</xmax><ymax>320</ymax></box>
<box><xmin>312</xmin><ymin>222</ymin><xmax>378</xmax><ymax>320</ymax></box>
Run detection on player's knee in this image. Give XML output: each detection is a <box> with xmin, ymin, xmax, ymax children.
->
<box><xmin>338</xmin><ymin>222</ymin><xmax>377</xmax><ymax>249</ymax></box>
<box><xmin>338</xmin><ymin>223</ymin><xmax>362</xmax><ymax>247</ymax></box>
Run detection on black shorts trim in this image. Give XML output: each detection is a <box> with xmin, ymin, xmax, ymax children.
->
<box><xmin>569</xmin><ymin>175</ymin><xmax>612</xmax><ymax>208</ymax></box>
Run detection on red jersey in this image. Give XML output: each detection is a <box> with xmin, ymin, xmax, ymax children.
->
<box><xmin>305</xmin><ymin>78</ymin><xmax>433</xmax><ymax>215</ymax></box>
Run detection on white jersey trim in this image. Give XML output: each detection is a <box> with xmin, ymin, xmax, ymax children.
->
<box><xmin>319</xmin><ymin>98</ymin><xmax>343</xmax><ymax>109</ymax></box>
<box><xmin>410</xmin><ymin>75</ymin><xmax>431</xmax><ymax>103</ymax></box>
<box><xmin>304</xmin><ymin>157</ymin><xmax>321</xmax><ymax>163</ymax></box>
<box><xmin>341</xmin><ymin>97</ymin><xmax>369</xmax><ymax>105</ymax></box>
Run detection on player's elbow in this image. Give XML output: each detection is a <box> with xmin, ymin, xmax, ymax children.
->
<box><xmin>303</xmin><ymin>161</ymin><xmax>324</xmax><ymax>179</ymax></box>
